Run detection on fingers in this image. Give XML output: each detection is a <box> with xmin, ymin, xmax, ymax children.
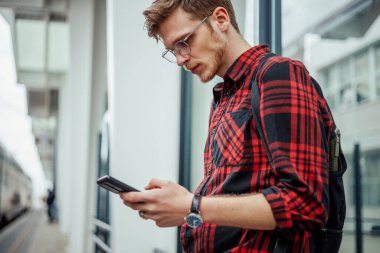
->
<box><xmin>136</xmin><ymin>211</ymin><xmax>163</xmax><ymax>225</ymax></box>
<box><xmin>123</xmin><ymin>201</ymin><xmax>144</xmax><ymax>210</ymax></box>
<box><xmin>119</xmin><ymin>191</ymin><xmax>146</xmax><ymax>204</ymax></box>
<box><xmin>123</xmin><ymin>198</ymin><xmax>158</xmax><ymax>216</ymax></box>
<box><xmin>136</xmin><ymin>211</ymin><xmax>181</xmax><ymax>227</ymax></box>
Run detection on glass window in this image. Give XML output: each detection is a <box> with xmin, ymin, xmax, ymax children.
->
<box><xmin>339</xmin><ymin>60</ymin><xmax>351</xmax><ymax>84</ymax></box>
<box><xmin>47</xmin><ymin>22</ymin><xmax>69</xmax><ymax>73</ymax></box>
<box><xmin>0</xmin><ymin>15</ymin><xmax>17</xmax><ymax>85</ymax></box>
<box><xmin>328</xmin><ymin>65</ymin><xmax>340</xmax><ymax>89</ymax></box>
<box><xmin>357</xmin><ymin>80</ymin><xmax>370</xmax><ymax>103</ymax></box>
<box><xmin>349</xmin><ymin>149</ymin><xmax>380</xmax><ymax>207</ymax></box>
<box><xmin>16</xmin><ymin>19</ymin><xmax>46</xmax><ymax>71</ymax></box>
<box><xmin>340</xmin><ymin>83</ymin><xmax>355</xmax><ymax>107</ymax></box>
<box><xmin>95</xmin><ymin>113</ymin><xmax>111</xmax><ymax>253</ymax></box>
<box><xmin>355</xmin><ymin>52</ymin><xmax>369</xmax><ymax>103</ymax></box>
<box><xmin>355</xmin><ymin>52</ymin><xmax>369</xmax><ymax>78</ymax></box>
<box><xmin>375</xmin><ymin>45</ymin><xmax>380</xmax><ymax>72</ymax></box>
<box><xmin>361</xmin><ymin>150</ymin><xmax>380</xmax><ymax>206</ymax></box>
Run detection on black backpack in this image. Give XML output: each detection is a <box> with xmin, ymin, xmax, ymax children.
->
<box><xmin>250</xmin><ymin>53</ymin><xmax>347</xmax><ymax>253</ymax></box>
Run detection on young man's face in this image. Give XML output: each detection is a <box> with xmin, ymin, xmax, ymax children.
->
<box><xmin>158</xmin><ymin>8</ymin><xmax>226</xmax><ymax>82</ymax></box>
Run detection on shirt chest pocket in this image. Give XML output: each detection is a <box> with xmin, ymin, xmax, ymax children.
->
<box><xmin>212</xmin><ymin>109</ymin><xmax>251</xmax><ymax>167</ymax></box>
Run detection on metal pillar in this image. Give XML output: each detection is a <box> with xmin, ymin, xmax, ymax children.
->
<box><xmin>177</xmin><ymin>69</ymin><xmax>193</xmax><ymax>253</ymax></box>
<box><xmin>271</xmin><ymin>0</ymin><xmax>282</xmax><ymax>55</ymax></box>
<box><xmin>259</xmin><ymin>0</ymin><xmax>282</xmax><ymax>55</ymax></box>
<box><xmin>354</xmin><ymin>144</ymin><xmax>363</xmax><ymax>253</ymax></box>
<box><xmin>259</xmin><ymin>0</ymin><xmax>271</xmax><ymax>45</ymax></box>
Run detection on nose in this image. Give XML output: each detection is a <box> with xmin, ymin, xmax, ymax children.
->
<box><xmin>176</xmin><ymin>54</ymin><xmax>189</xmax><ymax>67</ymax></box>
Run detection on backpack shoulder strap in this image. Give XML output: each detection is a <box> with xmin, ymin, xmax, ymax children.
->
<box><xmin>250</xmin><ymin>53</ymin><xmax>276</xmax><ymax>170</ymax></box>
<box><xmin>250</xmin><ymin>53</ymin><xmax>290</xmax><ymax>253</ymax></box>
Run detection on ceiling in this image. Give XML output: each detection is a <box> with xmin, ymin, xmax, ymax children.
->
<box><xmin>0</xmin><ymin>0</ymin><xmax>69</xmax><ymax>185</ymax></box>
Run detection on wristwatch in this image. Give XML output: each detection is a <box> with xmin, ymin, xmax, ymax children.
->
<box><xmin>184</xmin><ymin>194</ymin><xmax>203</xmax><ymax>228</ymax></box>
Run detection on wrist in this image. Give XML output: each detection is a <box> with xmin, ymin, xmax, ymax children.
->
<box><xmin>184</xmin><ymin>194</ymin><xmax>204</xmax><ymax>228</ymax></box>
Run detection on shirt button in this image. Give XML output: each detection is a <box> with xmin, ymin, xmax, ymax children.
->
<box><xmin>224</xmin><ymin>91</ymin><xmax>229</xmax><ymax>96</ymax></box>
<box><xmin>211</xmin><ymin>128</ymin><xmax>216</xmax><ymax>135</ymax></box>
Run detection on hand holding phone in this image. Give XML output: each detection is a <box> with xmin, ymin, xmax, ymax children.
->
<box><xmin>97</xmin><ymin>175</ymin><xmax>140</xmax><ymax>194</ymax></box>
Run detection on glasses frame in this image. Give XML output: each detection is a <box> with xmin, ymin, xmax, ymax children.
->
<box><xmin>162</xmin><ymin>11</ymin><xmax>213</xmax><ymax>63</ymax></box>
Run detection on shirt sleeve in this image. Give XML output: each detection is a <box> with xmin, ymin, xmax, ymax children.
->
<box><xmin>259</xmin><ymin>58</ymin><xmax>329</xmax><ymax>231</ymax></box>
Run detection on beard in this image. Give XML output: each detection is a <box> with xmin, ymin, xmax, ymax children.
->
<box><xmin>198</xmin><ymin>30</ymin><xmax>226</xmax><ymax>83</ymax></box>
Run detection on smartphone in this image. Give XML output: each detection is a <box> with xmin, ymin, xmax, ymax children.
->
<box><xmin>97</xmin><ymin>175</ymin><xmax>140</xmax><ymax>194</ymax></box>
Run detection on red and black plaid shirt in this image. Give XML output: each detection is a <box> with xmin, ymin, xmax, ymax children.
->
<box><xmin>180</xmin><ymin>45</ymin><xmax>334</xmax><ymax>252</ymax></box>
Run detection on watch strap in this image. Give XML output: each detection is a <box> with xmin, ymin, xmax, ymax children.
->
<box><xmin>190</xmin><ymin>194</ymin><xmax>202</xmax><ymax>213</ymax></box>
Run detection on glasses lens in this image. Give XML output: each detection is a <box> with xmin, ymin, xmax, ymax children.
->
<box><xmin>162</xmin><ymin>50</ymin><xmax>177</xmax><ymax>63</ymax></box>
<box><xmin>174</xmin><ymin>41</ymin><xmax>190</xmax><ymax>57</ymax></box>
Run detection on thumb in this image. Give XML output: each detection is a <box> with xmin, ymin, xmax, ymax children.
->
<box><xmin>144</xmin><ymin>178</ymin><xmax>166</xmax><ymax>190</ymax></box>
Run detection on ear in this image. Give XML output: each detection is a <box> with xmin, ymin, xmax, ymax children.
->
<box><xmin>211</xmin><ymin>7</ymin><xmax>230</xmax><ymax>32</ymax></box>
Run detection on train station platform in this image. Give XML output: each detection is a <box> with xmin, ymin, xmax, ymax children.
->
<box><xmin>0</xmin><ymin>209</ymin><xmax>67</xmax><ymax>253</ymax></box>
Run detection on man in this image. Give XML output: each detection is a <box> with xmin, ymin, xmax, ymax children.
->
<box><xmin>46</xmin><ymin>188</ymin><xmax>56</xmax><ymax>223</ymax></box>
<box><xmin>120</xmin><ymin>0</ymin><xmax>332</xmax><ymax>252</ymax></box>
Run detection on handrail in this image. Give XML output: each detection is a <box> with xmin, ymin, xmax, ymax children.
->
<box><xmin>92</xmin><ymin>217</ymin><xmax>112</xmax><ymax>232</ymax></box>
<box><xmin>91</xmin><ymin>233</ymin><xmax>112</xmax><ymax>253</ymax></box>
<box><xmin>91</xmin><ymin>217</ymin><xmax>112</xmax><ymax>252</ymax></box>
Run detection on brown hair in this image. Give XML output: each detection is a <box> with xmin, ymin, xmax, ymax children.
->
<box><xmin>143</xmin><ymin>0</ymin><xmax>240</xmax><ymax>41</ymax></box>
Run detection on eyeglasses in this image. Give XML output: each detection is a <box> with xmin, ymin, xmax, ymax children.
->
<box><xmin>162</xmin><ymin>12</ymin><xmax>213</xmax><ymax>63</ymax></box>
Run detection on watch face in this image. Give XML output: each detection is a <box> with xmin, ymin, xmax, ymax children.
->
<box><xmin>185</xmin><ymin>213</ymin><xmax>203</xmax><ymax>228</ymax></box>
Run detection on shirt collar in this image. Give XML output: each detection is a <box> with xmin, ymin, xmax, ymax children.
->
<box><xmin>224</xmin><ymin>44</ymin><xmax>270</xmax><ymax>82</ymax></box>
<box><xmin>212</xmin><ymin>44</ymin><xmax>270</xmax><ymax>105</ymax></box>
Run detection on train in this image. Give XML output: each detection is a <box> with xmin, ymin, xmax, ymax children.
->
<box><xmin>0</xmin><ymin>142</ymin><xmax>32</xmax><ymax>229</ymax></box>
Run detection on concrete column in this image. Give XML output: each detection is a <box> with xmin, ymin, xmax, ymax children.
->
<box><xmin>107</xmin><ymin>0</ymin><xmax>181</xmax><ymax>252</ymax></box>
<box><xmin>86</xmin><ymin>0</ymin><xmax>108</xmax><ymax>252</ymax></box>
<box><xmin>56</xmin><ymin>65</ymin><xmax>72</xmax><ymax>236</ymax></box>
<box><xmin>56</xmin><ymin>0</ymin><xmax>95</xmax><ymax>253</ymax></box>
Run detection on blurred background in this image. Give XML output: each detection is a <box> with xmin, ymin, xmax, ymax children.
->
<box><xmin>0</xmin><ymin>0</ymin><xmax>379</xmax><ymax>252</ymax></box>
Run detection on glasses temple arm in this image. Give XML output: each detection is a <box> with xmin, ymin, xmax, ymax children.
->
<box><xmin>183</xmin><ymin>12</ymin><xmax>213</xmax><ymax>42</ymax></box>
